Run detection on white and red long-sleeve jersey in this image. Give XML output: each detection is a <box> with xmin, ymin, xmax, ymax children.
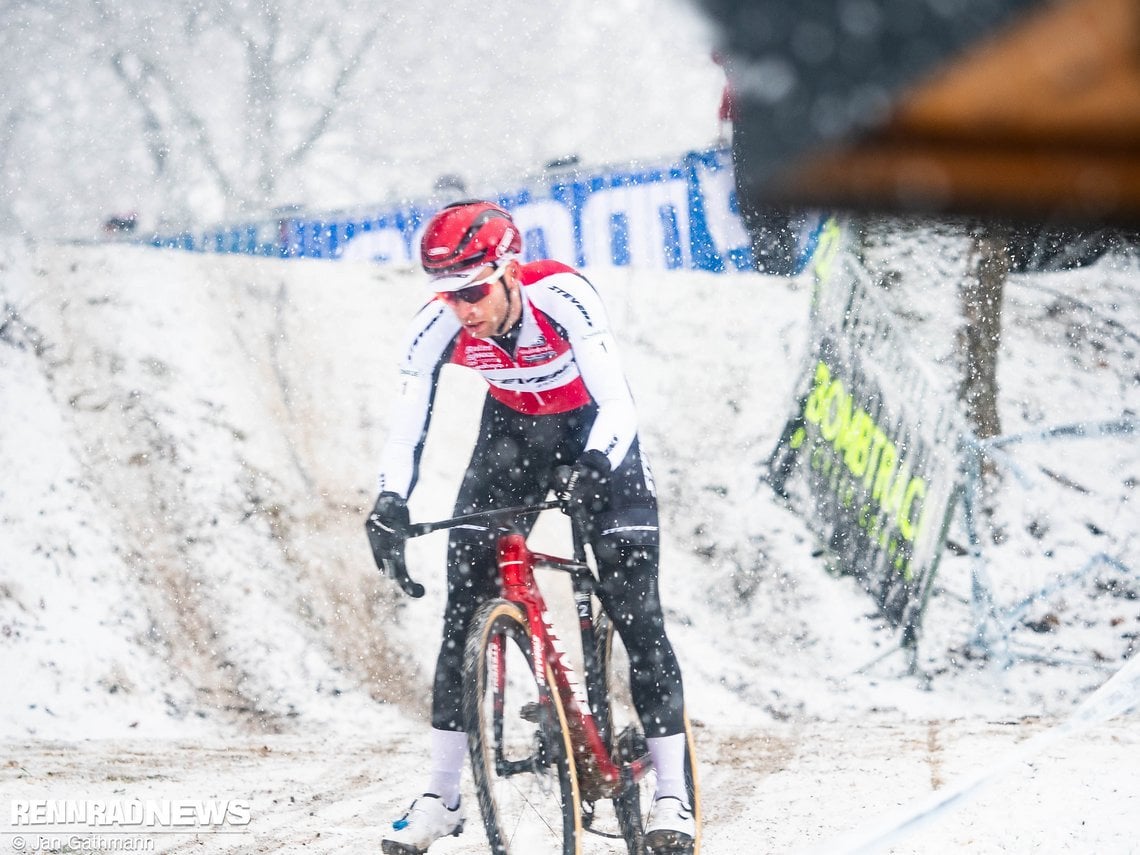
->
<box><xmin>377</xmin><ymin>260</ymin><xmax>638</xmax><ymax>498</ymax></box>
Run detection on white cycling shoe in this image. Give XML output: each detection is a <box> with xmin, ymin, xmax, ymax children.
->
<box><xmin>380</xmin><ymin>794</ymin><xmax>464</xmax><ymax>854</ymax></box>
<box><xmin>645</xmin><ymin>795</ymin><xmax>696</xmax><ymax>852</ymax></box>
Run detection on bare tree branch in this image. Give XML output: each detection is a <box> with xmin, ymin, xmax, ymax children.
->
<box><xmin>285</xmin><ymin>21</ymin><xmax>382</xmax><ymax>168</ymax></box>
<box><xmin>109</xmin><ymin>51</ymin><xmax>171</xmax><ymax>178</ymax></box>
<box><xmin>6</xmin><ymin>0</ymin><xmax>398</xmax><ymax>228</ymax></box>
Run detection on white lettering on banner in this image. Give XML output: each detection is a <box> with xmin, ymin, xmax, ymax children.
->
<box><xmin>157</xmin><ymin>147</ymin><xmax>781</xmax><ymax>273</ymax></box>
<box><xmin>579</xmin><ymin>179</ymin><xmax>691</xmax><ymax>270</ymax></box>
<box><xmin>337</xmin><ymin>226</ymin><xmax>410</xmax><ymax>263</ymax></box>
<box><xmin>509</xmin><ymin>199</ymin><xmax>576</xmax><ymax>263</ymax></box>
<box><xmin>692</xmin><ymin>157</ymin><xmax>750</xmax><ymax>259</ymax></box>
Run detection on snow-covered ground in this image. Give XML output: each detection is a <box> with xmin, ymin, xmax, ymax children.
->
<box><xmin>1</xmin><ymin>237</ymin><xmax>1139</xmax><ymax>853</ymax></box>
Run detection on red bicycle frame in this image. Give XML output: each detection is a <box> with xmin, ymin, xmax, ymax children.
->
<box><xmin>397</xmin><ymin>499</ymin><xmax>653</xmax><ymax>806</ymax></box>
<box><xmin>495</xmin><ymin>531</ymin><xmax>652</xmax><ymax>803</ymax></box>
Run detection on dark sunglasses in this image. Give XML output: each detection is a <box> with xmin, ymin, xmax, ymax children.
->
<box><xmin>434</xmin><ymin>262</ymin><xmax>510</xmax><ymax>305</ymax></box>
<box><xmin>437</xmin><ymin>280</ymin><xmax>495</xmax><ymax>305</ymax></box>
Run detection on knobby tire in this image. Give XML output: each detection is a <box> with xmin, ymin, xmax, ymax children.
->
<box><xmin>463</xmin><ymin>599</ymin><xmax>582</xmax><ymax>855</ymax></box>
<box><xmin>595</xmin><ymin>613</ymin><xmax>702</xmax><ymax>855</ymax></box>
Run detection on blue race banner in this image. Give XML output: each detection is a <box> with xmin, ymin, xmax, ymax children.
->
<box><xmin>153</xmin><ymin>147</ymin><xmax>823</xmax><ymax>275</ymax></box>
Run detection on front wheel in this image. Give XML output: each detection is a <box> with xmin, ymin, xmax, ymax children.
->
<box><xmin>463</xmin><ymin>599</ymin><xmax>582</xmax><ymax>855</ymax></box>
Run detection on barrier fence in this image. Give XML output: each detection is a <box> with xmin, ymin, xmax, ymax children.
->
<box><xmin>768</xmin><ymin>220</ymin><xmax>965</xmax><ymax>645</ymax></box>
<box><xmin>150</xmin><ymin>147</ymin><xmax>824</xmax><ymax>276</ymax></box>
<box><xmin>769</xmin><ymin>220</ymin><xmax>1139</xmax><ymax>662</ymax></box>
<box><xmin>961</xmin><ymin>417</ymin><xmax>1139</xmax><ymax>666</ymax></box>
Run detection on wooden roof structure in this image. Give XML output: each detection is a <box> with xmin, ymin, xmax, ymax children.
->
<box><xmin>766</xmin><ymin>0</ymin><xmax>1140</xmax><ymax>223</ymax></box>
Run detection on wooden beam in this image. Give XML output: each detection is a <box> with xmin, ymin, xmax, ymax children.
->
<box><xmin>774</xmin><ymin>0</ymin><xmax>1140</xmax><ymax>221</ymax></box>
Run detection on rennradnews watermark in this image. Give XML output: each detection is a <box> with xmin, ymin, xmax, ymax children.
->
<box><xmin>4</xmin><ymin>799</ymin><xmax>252</xmax><ymax>850</ymax></box>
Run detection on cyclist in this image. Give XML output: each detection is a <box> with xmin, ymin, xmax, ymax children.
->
<box><xmin>367</xmin><ymin>200</ymin><xmax>695</xmax><ymax>854</ymax></box>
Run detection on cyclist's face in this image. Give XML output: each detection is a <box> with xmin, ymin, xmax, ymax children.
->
<box><xmin>440</xmin><ymin>262</ymin><xmax>519</xmax><ymax>339</ymax></box>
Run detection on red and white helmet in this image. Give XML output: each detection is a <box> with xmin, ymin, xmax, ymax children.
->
<box><xmin>420</xmin><ymin>200</ymin><xmax>521</xmax><ymax>278</ymax></box>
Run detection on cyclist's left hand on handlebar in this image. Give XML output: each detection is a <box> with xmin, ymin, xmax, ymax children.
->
<box><xmin>562</xmin><ymin>450</ymin><xmax>612</xmax><ymax>515</ymax></box>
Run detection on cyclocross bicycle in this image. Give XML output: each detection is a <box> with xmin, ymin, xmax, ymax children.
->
<box><xmin>392</xmin><ymin>496</ymin><xmax>701</xmax><ymax>855</ymax></box>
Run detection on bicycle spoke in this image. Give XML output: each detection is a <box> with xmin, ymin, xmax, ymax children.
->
<box><xmin>464</xmin><ymin>600</ymin><xmax>581</xmax><ymax>854</ymax></box>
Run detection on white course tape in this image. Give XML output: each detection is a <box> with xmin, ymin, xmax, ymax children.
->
<box><xmin>803</xmin><ymin>654</ymin><xmax>1140</xmax><ymax>855</ymax></box>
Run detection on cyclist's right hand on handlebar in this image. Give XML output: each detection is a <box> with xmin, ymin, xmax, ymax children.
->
<box><xmin>367</xmin><ymin>492</ymin><xmax>409</xmax><ymax>545</ymax></box>
<box><xmin>365</xmin><ymin>492</ymin><xmax>424</xmax><ymax>598</ymax></box>
<box><xmin>561</xmin><ymin>450</ymin><xmax>611</xmax><ymax>515</ymax></box>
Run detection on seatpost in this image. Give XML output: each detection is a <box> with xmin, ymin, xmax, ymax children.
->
<box><xmin>570</xmin><ymin>510</ymin><xmax>612</xmax><ymax>750</ymax></box>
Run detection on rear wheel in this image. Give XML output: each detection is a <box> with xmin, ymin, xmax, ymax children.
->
<box><xmin>595</xmin><ymin>613</ymin><xmax>702</xmax><ymax>855</ymax></box>
<box><xmin>463</xmin><ymin>599</ymin><xmax>582</xmax><ymax>855</ymax></box>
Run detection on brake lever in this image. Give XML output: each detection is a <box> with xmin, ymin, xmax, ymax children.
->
<box><xmin>383</xmin><ymin>554</ymin><xmax>425</xmax><ymax>599</ymax></box>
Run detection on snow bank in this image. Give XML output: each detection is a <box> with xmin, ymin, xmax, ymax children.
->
<box><xmin>2</xmin><ymin>239</ymin><xmax>1139</xmax><ymax>745</ymax></box>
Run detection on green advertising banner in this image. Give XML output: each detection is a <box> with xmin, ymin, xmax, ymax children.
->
<box><xmin>770</xmin><ymin>223</ymin><xmax>964</xmax><ymax>640</ymax></box>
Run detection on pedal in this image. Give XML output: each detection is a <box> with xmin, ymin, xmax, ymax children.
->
<box><xmin>615</xmin><ymin>725</ymin><xmax>648</xmax><ymax>762</ymax></box>
<box><xmin>646</xmin><ymin>831</ymin><xmax>695</xmax><ymax>855</ymax></box>
<box><xmin>519</xmin><ymin>702</ymin><xmax>541</xmax><ymax>723</ymax></box>
<box><xmin>646</xmin><ymin>842</ymin><xmax>695</xmax><ymax>855</ymax></box>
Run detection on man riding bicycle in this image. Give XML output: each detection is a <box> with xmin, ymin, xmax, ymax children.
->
<box><xmin>366</xmin><ymin>200</ymin><xmax>694</xmax><ymax>854</ymax></box>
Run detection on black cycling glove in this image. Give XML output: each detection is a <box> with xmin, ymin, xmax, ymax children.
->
<box><xmin>365</xmin><ymin>491</ymin><xmax>409</xmax><ymax>569</ymax></box>
<box><xmin>562</xmin><ymin>450</ymin><xmax>612</xmax><ymax>515</ymax></box>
